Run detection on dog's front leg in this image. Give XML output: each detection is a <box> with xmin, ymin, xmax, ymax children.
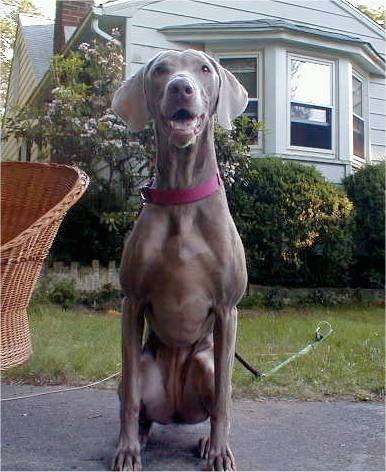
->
<box><xmin>113</xmin><ymin>297</ymin><xmax>144</xmax><ymax>471</ymax></box>
<box><xmin>208</xmin><ymin>307</ymin><xmax>237</xmax><ymax>471</ymax></box>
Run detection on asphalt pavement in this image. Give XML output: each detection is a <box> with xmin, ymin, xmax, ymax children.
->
<box><xmin>1</xmin><ymin>383</ymin><xmax>384</xmax><ymax>471</ymax></box>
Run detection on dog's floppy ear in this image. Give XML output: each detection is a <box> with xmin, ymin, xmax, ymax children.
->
<box><xmin>111</xmin><ymin>64</ymin><xmax>150</xmax><ymax>132</ymax></box>
<box><xmin>215</xmin><ymin>62</ymin><xmax>249</xmax><ymax>130</ymax></box>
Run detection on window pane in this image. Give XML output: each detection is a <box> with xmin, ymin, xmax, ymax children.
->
<box><xmin>353</xmin><ymin>115</ymin><xmax>365</xmax><ymax>158</ymax></box>
<box><xmin>220</xmin><ymin>57</ymin><xmax>257</xmax><ymax>97</ymax></box>
<box><xmin>352</xmin><ymin>76</ymin><xmax>363</xmax><ymax>117</ymax></box>
<box><xmin>291</xmin><ymin>103</ymin><xmax>331</xmax><ymax>149</ymax></box>
<box><xmin>291</xmin><ymin>104</ymin><xmax>327</xmax><ymax>123</ymax></box>
<box><xmin>245</xmin><ymin>100</ymin><xmax>258</xmax><ymax>119</ymax></box>
<box><xmin>290</xmin><ymin>58</ymin><xmax>332</xmax><ymax>106</ymax></box>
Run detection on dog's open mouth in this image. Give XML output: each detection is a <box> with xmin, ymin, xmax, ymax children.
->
<box><xmin>167</xmin><ymin>109</ymin><xmax>203</xmax><ymax>137</ymax></box>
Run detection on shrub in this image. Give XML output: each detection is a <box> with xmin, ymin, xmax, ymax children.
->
<box><xmin>233</xmin><ymin>158</ymin><xmax>354</xmax><ymax>286</ymax></box>
<box><xmin>50</xmin><ymin>183</ymin><xmax>138</xmax><ymax>265</ymax></box>
<box><xmin>237</xmin><ymin>292</ymin><xmax>265</xmax><ymax>309</ymax></box>
<box><xmin>80</xmin><ymin>284</ymin><xmax>121</xmax><ymax>310</ymax></box>
<box><xmin>305</xmin><ymin>288</ymin><xmax>352</xmax><ymax>307</ymax></box>
<box><xmin>47</xmin><ymin>279</ymin><xmax>78</xmax><ymax>310</ymax></box>
<box><xmin>343</xmin><ymin>163</ymin><xmax>385</xmax><ymax>288</ymax></box>
<box><xmin>264</xmin><ymin>288</ymin><xmax>286</xmax><ymax>309</ymax></box>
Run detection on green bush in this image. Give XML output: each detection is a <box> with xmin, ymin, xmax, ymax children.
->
<box><xmin>343</xmin><ymin>163</ymin><xmax>385</xmax><ymax>288</ymax></box>
<box><xmin>34</xmin><ymin>278</ymin><xmax>121</xmax><ymax>311</ymax></box>
<box><xmin>51</xmin><ymin>183</ymin><xmax>138</xmax><ymax>265</ymax></box>
<box><xmin>237</xmin><ymin>292</ymin><xmax>265</xmax><ymax>309</ymax></box>
<box><xmin>47</xmin><ymin>279</ymin><xmax>78</xmax><ymax>310</ymax></box>
<box><xmin>233</xmin><ymin>158</ymin><xmax>354</xmax><ymax>286</ymax></box>
<box><xmin>80</xmin><ymin>284</ymin><xmax>121</xmax><ymax>310</ymax></box>
<box><xmin>264</xmin><ymin>288</ymin><xmax>286</xmax><ymax>309</ymax></box>
<box><xmin>237</xmin><ymin>286</ymin><xmax>383</xmax><ymax>310</ymax></box>
<box><xmin>305</xmin><ymin>288</ymin><xmax>352</xmax><ymax>307</ymax></box>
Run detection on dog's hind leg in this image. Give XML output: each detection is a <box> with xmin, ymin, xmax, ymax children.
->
<box><xmin>138</xmin><ymin>405</ymin><xmax>152</xmax><ymax>448</ymax></box>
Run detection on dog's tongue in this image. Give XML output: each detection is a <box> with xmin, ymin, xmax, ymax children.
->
<box><xmin>170</xmin><ymin>117</ymin><xmax>198</xmax><ymax>132</ymax></box>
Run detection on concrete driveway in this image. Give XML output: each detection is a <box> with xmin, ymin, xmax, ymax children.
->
<box><xmin>1</xmin><ymin>383</ymin><xmax>384</xmax><ymax>471</ymax></box>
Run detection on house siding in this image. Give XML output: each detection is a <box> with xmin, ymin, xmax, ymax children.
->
<box><xmin>3</xmin><ymin>27</ymin><xmax>39</xmax><ymax>162</ymax></box>
<box><xmin>123</xmin><ymin>0</ymin><xmax>385</xmax><ymax>171</ymax></box>
<box><xmin>369</xmin><ymin>78</ymin><xmax>386</xmax><ymax>160</ymax></box>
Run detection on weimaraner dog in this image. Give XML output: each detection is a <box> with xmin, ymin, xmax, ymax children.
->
<box><xmin>111</xmin><ymin>49</ymin><xmax>248</xmax><ymax>471</ymax></box>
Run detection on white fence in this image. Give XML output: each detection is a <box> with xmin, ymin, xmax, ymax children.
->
<box><xmin>43</xmin><ymin>260</ymin><xmax>120</xmax><ymax>291</ymax></box>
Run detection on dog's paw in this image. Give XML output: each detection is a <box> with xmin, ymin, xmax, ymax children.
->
<box><xmin>206</xmin><ymin>444</ymin><xmax>236</xmax><ymax>471</ymax></box>
<box><xmin>112</xmin><ymin>443</ymin><xmax>142</xmax><ymax>471</ymax></box>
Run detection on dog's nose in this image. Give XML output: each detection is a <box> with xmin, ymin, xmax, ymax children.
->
<box><xmin>168</xmin><ymin>77</ymin><xmax>195</xmax><ymax>98</ymax></box>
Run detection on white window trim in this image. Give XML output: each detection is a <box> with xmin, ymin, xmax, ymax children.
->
<box><xmin>211</xmin><ymin>51</ymin><xmax>263</xmax><ymax>149</ymax></box>
<box><xmin>287</xmin><ymin>53</ymin><xmax>336</xmax><ymax>157</ymax></box>
<box><xmin>352</xmin><ymin>69</ymin><xmax>369</xmax><ymax>162</ymax></box>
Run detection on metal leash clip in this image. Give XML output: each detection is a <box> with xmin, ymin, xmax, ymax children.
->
<box><xmin>140</xmin><ymin>178</ymin><xmax>155</xmax><ymax>204</ymax></box>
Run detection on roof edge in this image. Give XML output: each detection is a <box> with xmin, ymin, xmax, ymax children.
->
<box><xmin>333</xmin><ymin>0</ymin><xmax>385</xmax><ymax>37</ymax></box>
<box><xmin>161</xmin><ymin>19</ymin><xmax>385</xmax><ymax>64</ymax></box>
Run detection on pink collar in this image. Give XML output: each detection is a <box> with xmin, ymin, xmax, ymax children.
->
<box><xmin>141</xmin><ymin>173</ymin><xmax>222</xmax><ymax>205</ymax></box>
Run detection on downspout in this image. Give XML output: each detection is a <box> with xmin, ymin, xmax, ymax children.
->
<box><xmin>91</xmin><ymin>6</ymin><xmax>122</xmax><ymax>46</ymax></box>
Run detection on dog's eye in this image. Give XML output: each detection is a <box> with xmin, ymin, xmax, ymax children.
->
<box><xmin>154</xmin><ymin>65</ymin><xmax>168</xmax><ymax>76</ymax></box>
<box><xmin>201</xmin><ymin>64</ymin><xmax>211</xmax><ymax>73</ymax></box>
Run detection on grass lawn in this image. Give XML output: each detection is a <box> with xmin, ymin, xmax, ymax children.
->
<box><xmin>3</xmin><ymin>303</ymin><xmax>384</xmax><ymax>401</ymax></box>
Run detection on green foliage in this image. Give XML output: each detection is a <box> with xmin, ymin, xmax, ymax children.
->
<box><xmin>4</xmin><ymin>35</ymin><xmax>154</xmax><ymax>264</ymax></box>
<box><xmin>215</xmin><ymin>115</ymin><xmax>262</xmax><ymax>186</ymax></box>
<box><xmin>264</xmin><ymin>288</ymin><xmax>286</xmax><ymax>310</ymax></box>
<box><xmin>79</xmin><ymin>284</ymin><xmax>121</xmax><ymax>311</ymax></box>
<box><xmin>237</xmin><ymin>292</ymin><xmax>265</xmax><ymax>309</ymax></box>
<box><xmin>357</xmin><ymin>4</ymin><xmax>385</xmax><ymax>28</ymax></box>
<box><xmin>238</xmin><ymin>286</ymin><xmax>384</xmax><ymax>310</ymax></box>
<box><xmin>47</xmin><ymin>279</ymin><xmax>78</xmax><ymax>310</ymax></box>
<box><xmin>33</xmin><ymin>278</ymin><xmax>121</xmax><ymax>311</ymax></box>
<box><xmin>50</xmin><ymin>181</ymin><xmax>139</xmax><ymax>264</ymax></box>
<box><xmin>343</xmin><ymin>163</ymin><xmax>385</xmax><ymax>288</ymax></box>
<box><xmin>232</xmin><ymin>158</ymin><xmax>354</xmax><ymax>286</ymax></box>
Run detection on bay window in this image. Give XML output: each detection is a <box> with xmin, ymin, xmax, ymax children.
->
<box><xmin>289</xmin><ymin>56</ymin><xmax>334</xmax><ymax>150</ymax></box>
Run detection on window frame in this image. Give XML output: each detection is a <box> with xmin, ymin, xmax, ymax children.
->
<box><xmin>287</xmin><ymin>53</ymin><xmax>336</xmax><ymax>156</ymax></box>
<box><xmin>215</xmin><ymin>51</ymin><xmax>263</xmax><ymax>148</ymax></box>
<box><xmin>352</xmin><ymin>69</ymin><xmax>368</xmax><ymax>162</ymax></box>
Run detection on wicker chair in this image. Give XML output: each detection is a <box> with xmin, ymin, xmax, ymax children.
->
<box><xmin>1</xmin><ymin>162</ymin><xmax>89</xmax><ymax>370</ymax></box>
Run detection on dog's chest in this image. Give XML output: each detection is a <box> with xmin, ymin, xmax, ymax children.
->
<box><xmin>124</xmin><ymin>206</ymin><xmax>237</xmax><ymax>293</ymax></box>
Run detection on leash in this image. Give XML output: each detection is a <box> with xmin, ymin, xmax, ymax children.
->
<box><xmin>235</xmin><ymin>321</ymin><xmax>333</xmax><ymax>380</ymax></box>
<box><xmin>2</xmin><ymin>321</ymin><xmax>333</xmax><ymax>401</ymax></box>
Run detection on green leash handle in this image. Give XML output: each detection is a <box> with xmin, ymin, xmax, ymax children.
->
<box><xmin>236</xmin><ymin>321</ymin><xmax>333</xmax><ymax>380</ymax></box>
<box><xmin>260</xmin><ymin>320</ymin><xmax>333</xmax><ymax>379</ymax></box>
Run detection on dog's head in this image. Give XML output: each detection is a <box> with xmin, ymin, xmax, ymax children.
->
<box><xmin>112</xmin><ymin>49</ymin><xmax>248</xmax><ymax>148</ymax></box>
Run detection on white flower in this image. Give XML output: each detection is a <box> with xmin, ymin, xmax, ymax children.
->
<box><xmin>79</xmin><ymin>43</ymin><xmax>90</xmax><ymax>52</ymax></box>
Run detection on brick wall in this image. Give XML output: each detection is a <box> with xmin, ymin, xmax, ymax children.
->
<box><xmin>54</xmin><ymin>0</ymin><xmax>93</xmax><ymax>53</ymax></box>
